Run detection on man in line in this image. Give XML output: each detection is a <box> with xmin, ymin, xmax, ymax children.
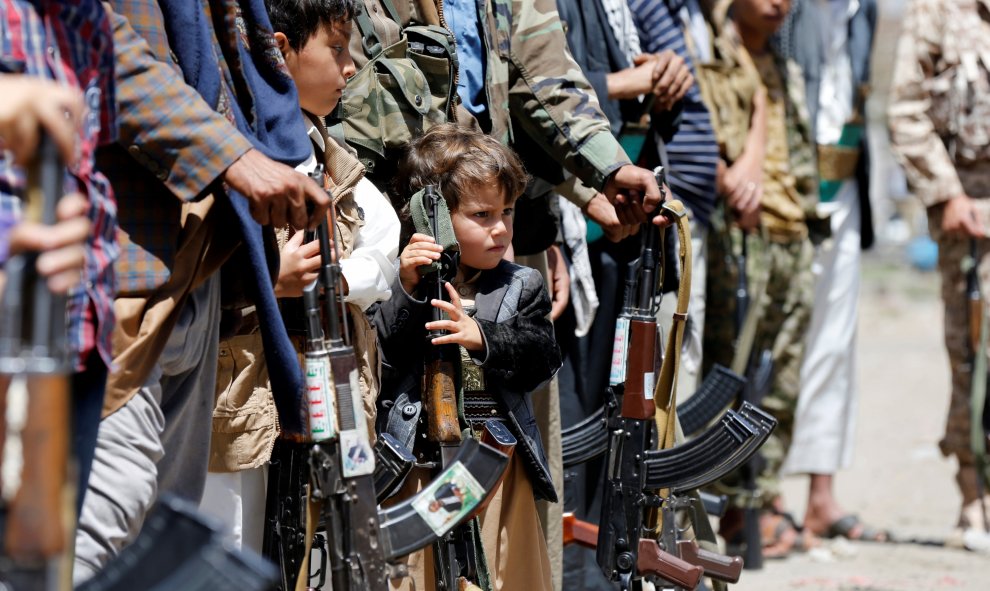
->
<box><xmin>889</xmin><ymin>0</ymin><xmax>990</xmax><ymax>550</ymax></box>
<box><xmin>73</xmin><ymin>0</ymin><xmax>329</xmax><ymax>581</ymax></box>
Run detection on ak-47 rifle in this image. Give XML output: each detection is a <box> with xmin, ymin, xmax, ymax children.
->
<box><xmin>734</xmin><ymin>235</ymin><xmax>774</xmax><ymax>570</ymax></box>
<box><xmin>595</xmin><ymin>169</ymin><xmax>702</xmax><ymax>590</ymax></box>
<box><xmin>417</xmin><ymin>185</ymin><xmax>517</xmax><ymax>591</ymax></box>
<box><xmin>264</xmin><ymin>178</ymin><xmax>516</xmax><ymax>591</ymax></box>
<box><xmin>0</xmin><ymin>134</ymin><xmax>73</xmax><ymax>590</ymax></box>
<box><xmin>79</xmin><ymin>495</ymin><xmax>278</xmax><ymax>591</ymax></box>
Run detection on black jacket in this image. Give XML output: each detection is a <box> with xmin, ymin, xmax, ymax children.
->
<box><xmin>369</xmin><ymin>260</ymin><xmax>563</xmax><ymax>501</ymax></box>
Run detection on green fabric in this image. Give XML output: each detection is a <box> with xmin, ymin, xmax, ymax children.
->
<box><xmin>585</xmin><ymin>219</ymin><xmax>604</xmax><ymax>243</ymax></box>
<box><xmin>410</xmin><ymin>187</ymin><xmax>460</xmax><ymax>274</ymax></box>
<box><xmin>818</xmin><ymin>123</ymin><xmax>864</xmax><ymax>202</ymax></box>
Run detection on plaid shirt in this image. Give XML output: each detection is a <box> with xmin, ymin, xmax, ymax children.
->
<box><xmin>0</xmin><ymin>0</ymin><xmax>118</xmax><ymax>370</ymax></box>
<box><xmin>102</xmin><ymin>1</ymin><xmax>251</xmax><ymax>295</ymax></box>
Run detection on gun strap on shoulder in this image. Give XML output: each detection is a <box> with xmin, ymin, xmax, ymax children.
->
<box><xmin>653</xmin><ymin>200</ymin><xmax>692</xmax><ymax>452</ymax></box>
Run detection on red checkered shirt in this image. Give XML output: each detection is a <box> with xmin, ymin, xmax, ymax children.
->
<box><xmin>0</xmin><ymin>0</ymin><xmax>118</xmax><ymax>371</ymax></box>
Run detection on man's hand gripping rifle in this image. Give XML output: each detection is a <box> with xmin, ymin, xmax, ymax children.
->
<box><xmin>595</xmin><ymin>168</ymin><xmax>704</xmax><ymax>591</ymax></box>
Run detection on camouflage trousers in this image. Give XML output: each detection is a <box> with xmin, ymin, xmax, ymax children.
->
<box><xmin>928</xmin><ymin>203</ymin><xmax>990</xmax><ymax>468</ymax></box>
<box><xmin>703</xmin><ymin>222</ymin><xmax>814</xmax><ymax>507</ymax></box>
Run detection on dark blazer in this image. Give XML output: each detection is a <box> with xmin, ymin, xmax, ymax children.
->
<box><xmin>371</xmin><ymin>260</ymin><xmax>563</xmax><ymax>502</ymax></box>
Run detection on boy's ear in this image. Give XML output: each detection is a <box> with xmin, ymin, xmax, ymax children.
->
<box><xmin>273</xmin><ymin>31</ymin><xmax>290</xmax><ymax>56</ymax></box>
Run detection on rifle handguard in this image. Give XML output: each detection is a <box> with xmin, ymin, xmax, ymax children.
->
<box><xmin>424</xmin><ymin>358</ymin><xmax>461</xmax><ymax>443</ymax></box>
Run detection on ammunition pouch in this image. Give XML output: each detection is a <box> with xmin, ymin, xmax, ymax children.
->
<box><xmin>342</xmin><ymin>4</ymin><xmax>457</xmax><ymax>174</ymax></box>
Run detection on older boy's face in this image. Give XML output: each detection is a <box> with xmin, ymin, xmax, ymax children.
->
<box><xmin>734</xmin><ymin>0</ymin><xmax>791</xmax><ymax>37</ymax></box>
<box><xmin>283</xmin><ymin>21</ymin><xmax>356</xmax><ymax>117</ymax></box>
<box><xmin>451</xmin><ymin>183</ymin><xmax>514</xmax><ymax>271</ymax></box>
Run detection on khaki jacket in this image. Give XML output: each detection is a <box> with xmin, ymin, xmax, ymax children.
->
<box><xmin>209</xmin><ymin>120</ymin><xmax>382</xmax><ymax>472</ymax></box>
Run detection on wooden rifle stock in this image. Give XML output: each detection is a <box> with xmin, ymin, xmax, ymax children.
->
<box><xmin>566</xmin><ymin>514</ymin><xmax>703</xmax><ymax>588</ymax></box>
<box><xmin>564</xmin><ymin>513</ymin><xmax>702</xmax><ymax>589</ymax></box>
<box><xmin>0</xmin><ymin>135</ymin><xmax>73</xmax><ymax>584</ymax></box>
<box><xmin>423</xmin><ymin>185</ymin><xmax>461</xmax><ymax>446</ymax></box>
<box><xmin>3</xmin><ymin>375</ymin><xmax>71</xmax><ymax>562</ymax></box>
<box><xmin>562</xmin><ymin>513</ymin><xmax>599</xmax><ymax>549</ymax></box>
<box><xmin>968</xmin><ymin>241</ymin><xmax>982</xmax><ymax>354</ymax></box>
<box><xmin>424</xmin><ymin>357</ymin><xmax>461</xmax><ymax>444</ymax></box>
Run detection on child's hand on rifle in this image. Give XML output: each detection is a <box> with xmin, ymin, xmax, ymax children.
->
<box><xmin>275</xmin><ymin>230</ymin><xmax>321</xmax><ymax>297</ymax></box>
<box><xmin>399</xmin><ymin>233</ymin><xmax>442</xmax><ymax>294</ymax></box>
<box><xmin>426</xmin><ymin>282</ymin><xmax>484</xmax><ymax>353</ymax></box>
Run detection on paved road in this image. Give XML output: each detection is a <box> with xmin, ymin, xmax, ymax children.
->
<box><xmin>734</xmin><ymin>253</ymin><xmax>988</xmax><ymax>591</ymax></box>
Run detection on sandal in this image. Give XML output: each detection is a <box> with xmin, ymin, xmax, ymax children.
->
<box><xmin>824</xmin><ymin>514</ymin><xmax>891</xmax><ymax>543</ymax></box>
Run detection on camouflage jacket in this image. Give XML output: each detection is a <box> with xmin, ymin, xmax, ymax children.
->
<box><xmin>695</xmin><ymin>17</ymin><xmax>817</xmax><ymax>222</ymax></box>
<box><xmin>351</xmin><ymin>0</ymin><xmax>630</xmax><ymax>191</ymax></box>
<box><xmin>888</xmin><ymin>0</ymin><xmax>990</xmax><ymax>206</ymax></box>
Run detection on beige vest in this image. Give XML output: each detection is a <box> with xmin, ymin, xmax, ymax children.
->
<box><xmin>209</xmin><ymin>118</ymin><xmax>382</xmax><ymax>472</ymax></box>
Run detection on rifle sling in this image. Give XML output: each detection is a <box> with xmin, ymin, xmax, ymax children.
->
<box><xmin>647</xmin><ymin>202</ymin><xmax>728</xmax><ymax>591</ymax></box>
<box><xmin>295</xmin><ymin>492</ymin><xmax>322</xmax><ymax>591</ymax></box>
<box><xmin>653</xmin><ymin>200</ymin><xmax>692</xmax><ymax>452</ymax></box>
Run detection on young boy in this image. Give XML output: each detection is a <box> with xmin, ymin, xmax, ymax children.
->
<box><xmin>200</xmin><ymin>0</ymin><xmax>400</xmax><ymax>555</ymax></box>
<box><xmin>372</xmin><ymin>124</ymin><xmax>562</xmax><ymax>591</ymax></box>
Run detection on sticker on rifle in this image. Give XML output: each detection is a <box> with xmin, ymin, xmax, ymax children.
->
<box><xmin>305</xmin><ymin>357</ymin><xmax>336</xmax><ymax>441</ymax></box>
<box><xmin>340</xmin><ymin>431</ymin><xmax>375</xmax><ymax>477</ymax></box>
<box><xmin>412</xmin><ymin>461</ymin><xmax>485</xmax><ymax>537</ymax></box>
<box><xmin>643</xmin><ymin>372</ymin><xmax>655</xmax><ymax>400</ymax></box>
<box><xmin>609</xmin><ymin>317</ymin><xmax>630</xmax><ymax>386</ymax></box>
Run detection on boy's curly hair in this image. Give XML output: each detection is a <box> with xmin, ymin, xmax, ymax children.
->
<box><xmin>394</xmin><ymin>123</ymin><xmax>530</xmax><ymax>214</ymax></box>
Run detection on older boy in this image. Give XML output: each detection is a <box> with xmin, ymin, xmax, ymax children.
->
<box><xmin>200</xmin><ymin>0</ymin><xmax>400</xmax><ymax>555</ymax></box>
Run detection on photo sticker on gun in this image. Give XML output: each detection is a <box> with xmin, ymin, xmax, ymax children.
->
<box><xmin>412</xmin><ymin>461</ymin><xmax>485</xmax><ymax>537</ymax></box>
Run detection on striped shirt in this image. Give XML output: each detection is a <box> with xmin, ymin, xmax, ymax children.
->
<box><xmin>0</xmin><ymin>0</ymin><xmax>118</xmax><ymax>371</ymax></box>
<box><xmin>628</xmin><ymin>0</ymin><xmax>718</xmax><ymax>228</ymax></box>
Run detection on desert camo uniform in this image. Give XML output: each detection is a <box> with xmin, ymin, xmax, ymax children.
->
<box><xmin>888</xmin><ymin>0</ymin><xmax>990</xmax><ymax>523</ymax></box>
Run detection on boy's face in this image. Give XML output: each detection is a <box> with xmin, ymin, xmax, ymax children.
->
<box><xmin>451</xmin><ymin>183</ymin><xmax>514</xmax><ymax>271</ymax></box>
<box><xmin>734</xmin><ymin>0</ymin><xmax>791</xmax><ymax>37</ymax></box>
<box><xmin>279</xmin><ymin>21</ymin><xmax>356</xmax><ymax>117</ymax></box>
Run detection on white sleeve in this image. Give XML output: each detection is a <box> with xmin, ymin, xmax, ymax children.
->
<box><xmin>340</xmin><ymin>177</ymin><xmax>400</xmax><ymax>311</ymax></box>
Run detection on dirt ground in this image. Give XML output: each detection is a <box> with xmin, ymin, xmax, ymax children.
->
<box><xmin>733</xmin><ymin>253</ymin><xmax>989</xmax><ymax>591</ymax></box>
